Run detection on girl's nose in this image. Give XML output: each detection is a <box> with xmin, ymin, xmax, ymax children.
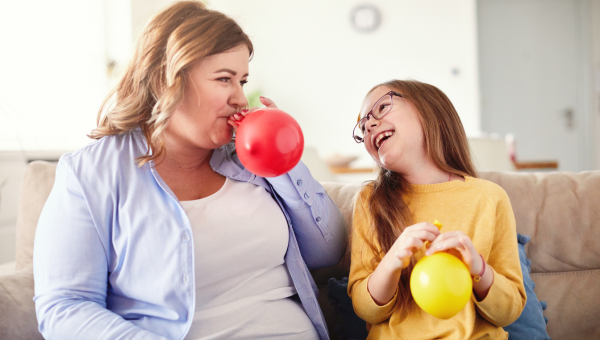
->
<box><xmin>365</xmin><ymin>117</ymin><xmax>380</xmax><ymax>134</ymax></box>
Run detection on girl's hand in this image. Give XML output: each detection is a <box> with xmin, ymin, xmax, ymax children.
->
<box><xmin>383</xmin><ymin>222</ymin><xmax>441</xmax><ymax>271</ymax></box>
<box><xmin>425</xmin><ymin>231</ymin><xmax>484</xmax><ymax>276</ymax></box>
<box><xmin>227</xmin><ymin>96</ymin><xmax>278</xmax><ymax>132</ymax></box>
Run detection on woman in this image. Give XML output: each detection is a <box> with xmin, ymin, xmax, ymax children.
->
<box><xmin>348</xmin><ymin>80</ymin><xmax>525</xmax><ymax>339</ymax></box>
<box><xmin>33</xmin><ymin>2</ymin><xmax>346</xmax><ymax>339</ymax></box>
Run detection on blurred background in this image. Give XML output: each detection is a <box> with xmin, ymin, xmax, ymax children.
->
<box><xmin>1</xmin><ymin>0</ymin><xmax>599</xmax><ymax>262</ymax></box>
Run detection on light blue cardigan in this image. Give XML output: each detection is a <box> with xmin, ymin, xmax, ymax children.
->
<box><xmin>33</xmin><ymin>128</ymin><xmax>346</xmax><ymax>340</ymax></box>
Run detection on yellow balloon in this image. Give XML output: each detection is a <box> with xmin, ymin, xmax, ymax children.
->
<box><xmin>410</xmin><ymin>252</ymin><xmax>472</xmax><ymax>319</ymax></box>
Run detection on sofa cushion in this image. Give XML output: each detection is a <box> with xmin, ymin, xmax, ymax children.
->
<box><xmin>15</xmin><ymin>161</ymin><xmax>56</xmax><ymax>271</ymax></box>
<box><xmin>531</xmin><ymin>269</ymin><xmax>600</xmax><ymax>339</ymax></box>
<box><xmin>478</xmin><ymin>171</ymin><xmax>600</xmax><ymax>273</ymax></box>
<box><xmin>0</xmin><ymin>264</ymin><xmax>43</xmax><ymax>340</ymax></box>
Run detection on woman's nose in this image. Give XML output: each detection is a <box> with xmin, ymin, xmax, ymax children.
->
<box><xmin>230</xmin><ymin>86</ymin><xmax>248</xmax><ymax>109</ymax></box>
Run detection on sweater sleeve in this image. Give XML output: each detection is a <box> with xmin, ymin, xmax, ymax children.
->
<box><xmin>347</xmin><ymin>190</ymin><xmax>399</xmax><ymax>325</ymax></box>
<box><xmin>474</xmin><ymin>188</ymin><xmax>527</xmax><ymax>327</ymax></box>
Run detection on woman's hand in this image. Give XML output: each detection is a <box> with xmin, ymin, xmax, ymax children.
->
<box><xmin>382</xmin><ymin>222</ymin><xmax>441</xmax><ymax>272</ymax></box>
<box><xmin>425</xmin><ymin>231</ymin><xmax>483</xmax><ymax>276</ymax></box>
<box><xmin>227</xmin><ymin>96</ymin><xmax>278</xmax><ymax>132</ymax></box>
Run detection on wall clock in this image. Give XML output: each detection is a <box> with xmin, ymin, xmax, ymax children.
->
<box><xmin>350</xmin><ymin>4</ymin><xmax>381</xmax><ymax>33</ymax></box>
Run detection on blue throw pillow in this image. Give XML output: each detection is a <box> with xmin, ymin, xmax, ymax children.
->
<box><xmin>503</xmin><ymin>234</ymin><xmax>550</xmax><ymax>339</ymax></box>
<box><xmin>326</xmin><ymin>277</ymin><xmax>368</xmax><ymax>340</ymax></box>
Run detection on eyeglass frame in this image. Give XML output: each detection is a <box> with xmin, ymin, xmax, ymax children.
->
<box><xmin>353</xmin><ymin>91</ymin><xmax>403</xmax><ymax>143</ymax></box>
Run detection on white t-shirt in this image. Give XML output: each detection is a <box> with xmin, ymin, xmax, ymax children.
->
<box><xmin>182</xmin><ymin>178</ymin><xmax>319</xmax><ymax>340</ymax></box>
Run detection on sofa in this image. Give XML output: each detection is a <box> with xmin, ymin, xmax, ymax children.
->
<box><xmin>0</xmin><ymin>161</ymin><xmax>599</xmax><ymax>339</ymax></box>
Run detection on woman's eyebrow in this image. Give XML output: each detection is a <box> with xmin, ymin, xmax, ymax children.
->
<box><xmin>213</xmin><ymin>68</ymin><xmax>249</xmax><ymax>77</ymax></box>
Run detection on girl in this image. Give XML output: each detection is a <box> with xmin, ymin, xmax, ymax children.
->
<box><xmin>347</xmin><ymin>80</ymin><xmax>526</xmax><ymax>339</ymax></box>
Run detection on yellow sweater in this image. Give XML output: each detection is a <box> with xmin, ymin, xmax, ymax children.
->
<box><xmin>348</xmin><ymin>177</ymin><xmax>526</xmax><ymax>340</ymax></box>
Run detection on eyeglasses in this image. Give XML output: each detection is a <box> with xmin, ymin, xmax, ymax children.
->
<box><xmin>353</xmin><ymin>91</ymin><xmax>403</xmax><ymax>143</ymax></box>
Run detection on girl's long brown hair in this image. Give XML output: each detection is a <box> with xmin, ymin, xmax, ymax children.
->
<box><xmin>363</xmin><ymin>80</ymin><xmax>477</xmax><ymax>311</ymax></box>
<box><xmin>88</xmin><ymin>1</ymin><xmax>253</xmax><ymax>166</ymax></box>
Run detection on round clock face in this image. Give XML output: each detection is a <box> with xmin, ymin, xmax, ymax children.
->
<box><xmin>350</xmin><ymin>4</ymin><xmax>381</xmax><ymax>32</ymax></box>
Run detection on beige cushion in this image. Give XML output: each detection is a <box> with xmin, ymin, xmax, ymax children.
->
<box><xmin>479</xmin><ymin>171</ymin><xmax>600</xmax><ymax>339</ymax></box>
<box><xmin>0</xmin><ymin>264</ymin><xmax>43</xmax><ymax>340</ymax></box>
<box><xmin>480</xmin><ymin>171</ymin><xmax>600</xmax><ymax>272</ymax></box>
<box><xmin>532</xmin><ymin>270</ymin><xmax>600</xmax><ymax>339</ymax></box>
<box><xmin>15</xmin><ymin>161</ymin><xmax>56</xmax><ymax>271</ymax></box>
<box><xmin>0</xmin><ymin>161</ymin><xmax>55</xmax><ymax>340</ymax></box>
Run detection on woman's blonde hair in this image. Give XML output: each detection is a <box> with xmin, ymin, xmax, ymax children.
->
<box><xmin>362</xmin><ymin>80</ymin><xmax>477</xmax><ymax>312</ymax></box>
<box><xmin>89</xmin><ymin>1</ymin><xmax>253</xmax><ymax>165</ymax></box>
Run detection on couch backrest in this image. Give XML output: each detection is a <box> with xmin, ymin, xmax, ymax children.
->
<box><xmin>479</xmin><ymin>171</ymin><xmax>600</xmax><ymax>273</ymax></box>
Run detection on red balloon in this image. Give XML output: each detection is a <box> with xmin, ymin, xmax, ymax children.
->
<box><xmin>235</xmin><ymin>108</ymin><xmax>304</xmax><ymax>177</ymax></box>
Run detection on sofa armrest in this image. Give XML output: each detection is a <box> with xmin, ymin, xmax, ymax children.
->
<box><xmin>0</xmin><ymin>264</ymin><xmax>44</xmax><ymax>340</ymax></box>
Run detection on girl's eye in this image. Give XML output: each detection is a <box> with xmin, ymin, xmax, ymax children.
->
<box><xmin>217</xmin><ymin>77</ymin><xmax>230</xmax><ymax>82</ymax></box>
<box><xmin>377</xmin><ymin>104</ymin><xmax>389</xmax><ymax>114</ymax></box>
<box><xmin>240</xmin><ymin>80</ymin><xmax>248</xmax><ymax>86</ymax></box>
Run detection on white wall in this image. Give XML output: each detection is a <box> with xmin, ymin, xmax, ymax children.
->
<box><xmin>210</xmin><ymin>0</ymin><xmax>481</xmax><ymax>164</ymax></box>
<box><xmin>0</xmin><ymin>0</ymin><xmax>111</xmax><ymax>152</ymax></box>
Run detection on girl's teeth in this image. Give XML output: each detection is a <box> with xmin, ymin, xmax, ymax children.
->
<box><xmin>376</xmin><ymin>131</ymin><xmax>394</xmax><ymax>149</ymax></box>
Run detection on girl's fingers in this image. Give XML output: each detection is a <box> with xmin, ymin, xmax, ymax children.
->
<box><xmin>259</xmin><ymin>96</ymin><xmax>278</xmax><ymax>109</ymax></box>
<box><xmin>402</xmin><ymin>236</ymin><xmax>424</xmax><ymax>250</ymax></box>
<box><xmin>409</xmin><ymin>222</ymin><xmax>442</xmax><ymax>236</ymax></box>
<box><xmin>426</xmin><ymin>238</ymin><xmax>463</xmax><ymax>255</ymax></box>
<box><xmin>402</xmin><ymin>223</ymin><xmax>440</xmax><ymax>240</ymax></box>
<box><xmin>428</xmin><ymin>230</ymin><xmax>460</xmax><ymax>243</ymax></box>
<box><xmin>428</xmin><ymin>231</ymin><xmax>470</xmax><ymax>249</ymax></box>
<box><xmin>410</xmin><ymin>230</ymin><xmax>439</xmax><ymax>243</ymax></box>
<box><xmin>395</xmin><ymin>236</ymin><xmax>424</xmax><ymax>258</ymax></box>
<box><xmin>393</xmin><ymin>249</ymin><xmax>413</xmax><ymax>270</ymax></box>
<box><xmin>425</xmin><ymin>236</ymin><xmax>480</xmax><ymax>273</ymax></box>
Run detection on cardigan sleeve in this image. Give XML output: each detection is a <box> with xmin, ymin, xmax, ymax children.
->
<box><xmin>33</xmin><ymin>155</ymin><xmax>169</xmax><ymax>340</ymax></box>
<box><xmin>266</xmin><ymin>160</ymin><xmax>347</xmax><ymax>269</ymax></box>
<box><xmin>474</xmin><ymin>188</ymin><xmax>527</xmax><ymax>327</ymax></box>
<box><xmin>347</xmin><ymin>190</ymin><xmax>399</xmax><ymax>324</ymax></box>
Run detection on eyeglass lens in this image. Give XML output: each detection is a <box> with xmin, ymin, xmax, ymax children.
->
<box><xmin>354</xmin><ymin>94</ymin><xmax>393</xmax><ymax>141</ymax></box>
